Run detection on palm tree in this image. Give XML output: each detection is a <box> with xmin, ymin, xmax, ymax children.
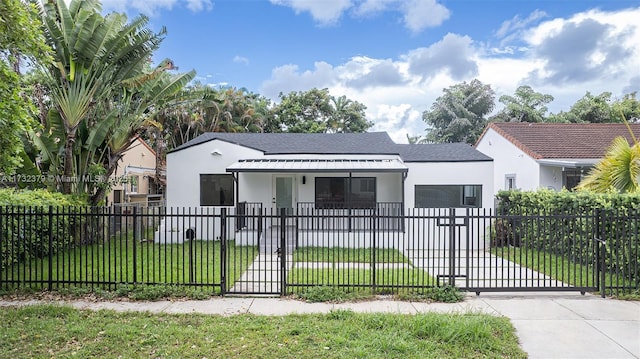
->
<box><xmin>577</xmin><ymin>136</ymin><xmax>640</xmax><ymax>193</ymax></box>
<box><xmin>35</xmin><ymin>0</ymin><xmax>195</xmax><ymax>203</ymax></box>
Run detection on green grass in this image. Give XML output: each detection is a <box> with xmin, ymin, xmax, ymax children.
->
<box><xmin>293</xmin><ymin>247</ymin><xmax>409</xmax><ymax>263</ymax></box>
<box><xmin>0</xmin><ymin>304</ymin><xmax>526</xmax><ymax>358</ymax></box>
<box><xmin>493</xmin><ymin>247</ymin><xmax>640</xmax><ymax>299</ymax></box>
<box><xmin>2</xmin><ymin>240</ymin><xmax>256</xmax><ymax>293</ymax></box>
<box><xmin>289</xmin><ymin>268</ymin><xmax>436</xmax><ymax>288</ymax></box>
<box><xmin>289</xmin><ymin>247</ymin><xmax>439</xmax><ymax>297</ymax></box>
<box><xmin>491</xmin><ymin>247</ymin><xmax>598</xmax><ymax>287</ymax></box>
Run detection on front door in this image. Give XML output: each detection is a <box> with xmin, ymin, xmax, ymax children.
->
<box><xmin>273</xmin><ymin>176</ymin><xmax>295</xmax><ymax>216</ymax></box>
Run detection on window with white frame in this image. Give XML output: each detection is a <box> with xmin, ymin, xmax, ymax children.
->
<box><xmin>505</xmin><ymin>174</ymin><xmax>516</xmax><ymax>190</ymax></box>
<box><xmin>414</xmin><ymin>185</ymin><xmax>482</xmax><ymax>208</ymax></box>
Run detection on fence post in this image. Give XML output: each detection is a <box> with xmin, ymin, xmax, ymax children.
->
<box><xmin>594</xmin><ymin>208</ymin><xmax>607</xmax><ymax>298</ymax></box>
<box><xmin>371</xmin><ymin>207</ymin><xmax>377</xmax><ymax>294</ymax></box>
<box><xmin>598</xmin><ymin>208</ymin><xmax>607</xmax><ymax>298</ymax></box>
<box><xmin>132</xmin><ymin>206</ymin><xmax>138</xmax><ymax>284</ymax></box>
<box><xmin>220</xmin><ymin>208</ymin><xmax>227</xmax><ymax>295</ymax></box>
<box><xmin>448</xmin><ymin>208</ymin><xmax>456</xmax><ymax>287</ymax></box>
<box><xmin>280</xmin><ymin>207</ymin><xmax>287</xmax><ymax>296</ymax></box>
<box><xmin>188</xmin><ymin>207</ymin><xmax>194</xmax><ymax>284</ymax></box>
<box><xmin>48</xmin><ymin>206</ymin><xmax>53</xmax><ymax>291</ymax></box>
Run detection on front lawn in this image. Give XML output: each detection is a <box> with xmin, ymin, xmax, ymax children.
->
<box><xmin>493</xmin><ymin>247</ymin><xmax>640</xmax><ymax>298</ymax></box>
<box><xmin>2</xmin><ymin>240</ymin><xmax>256</xmax><ymax>293</ymax></box>
<box><xmin>293</xmin><ymin>247</ymin><xmax>410</xmax><ymax>263</ymax></box>
<box><xmin>289</xmin><ymin>247</ymin><xmax>437</xmax><ymax>295</ymax></box>
<box><xmin>0</xmin><ymin>304</ymin><xmax>526</xmax><ymax>358</ymax></box>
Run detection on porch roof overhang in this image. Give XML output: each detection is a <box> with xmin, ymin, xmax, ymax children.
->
<box><xmin>537</xmin><ymin>158</ymin><xmax>599</xmax><ymax>168</ymax></box>
<box><xmin>226</xmin><ymin>158</ymin><xmax>408</xmax><ymax>173</ymax></box>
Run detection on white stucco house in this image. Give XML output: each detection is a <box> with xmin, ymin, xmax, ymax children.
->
<box><xmin>158</xmin><ymin>132</ymin><xmax>493</xmax><ymax>245</ymax></box>
<box><xmin>475</xmin><ymin>122</ymin><xmax>640</xmax><ymax>195</ymax></box>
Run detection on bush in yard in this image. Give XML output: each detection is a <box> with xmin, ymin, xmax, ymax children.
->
<box><xmin>495</xmin><ymin>189</ymin><xmax>640</xmax><ymax>287</ymax></box>
<box><xmin>0</xmin><ymin>189</ymin><xmax>86</xmax><ymax>270</ymax></box>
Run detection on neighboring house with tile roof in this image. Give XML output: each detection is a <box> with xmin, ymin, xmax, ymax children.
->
<box><xmin>160</xmin><ymin>132</ymin><xmax>493</xmax><ymax>242</ymax></box>
<box><xmin>475</xmin><ymin>122</ymin><xmax>640</xmax><ymax>195</ymax></box>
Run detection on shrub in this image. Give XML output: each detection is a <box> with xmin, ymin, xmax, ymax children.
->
<box><xmin>0</xmin><ymin>189</ymin><xmax>87</xmax><ymax>270</ymax></box>
<box><xmin>494</xmin><ymin>189</ymin><xmax>640</xmax><ymax>287</ymax></box>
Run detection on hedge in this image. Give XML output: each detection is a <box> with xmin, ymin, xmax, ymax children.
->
<box><xmin>0</xmin><ymin>189</ymin><xmax>87</xmax><ymax>270</ymax></box>
<box><xmin>495</xmin><ymin>189</ymin><xmax>640</xmax><ymax>287</ymax></box>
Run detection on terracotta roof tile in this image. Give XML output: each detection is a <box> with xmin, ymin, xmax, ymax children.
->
<box><xmin>482</xmin><ymin>122</ymin><xmax>640</xmax><ymax>159</ymax></box>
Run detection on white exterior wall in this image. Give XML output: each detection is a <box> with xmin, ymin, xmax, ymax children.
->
<box><xmin>166</xmin><ymin>139</ymin><xmax>263</xmax><ymax>208</ymax></box>
<box><xmin>476</xmin><ymin>128</ymin><xmax>541</xmax><ymax>195</ymax></box>
<box><xmin>403</xmin><ymin>161</ymin><xmax>494</xmax><ymax>209</ymax></box>
<box><xmin>161</xmin><ymin>138</ymin><xmax>494</xmax><ymax>244</ymax></box>
<box><xmin>539</xmin><ymin>165</ymin><xmax>563</xmax><ymax>191</ymax></box>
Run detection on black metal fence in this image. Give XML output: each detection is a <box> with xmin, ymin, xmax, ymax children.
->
<box><xmin>1</xmin><ymin>205</ymin><xmax>638</xmax><ymax>297</ymax></box>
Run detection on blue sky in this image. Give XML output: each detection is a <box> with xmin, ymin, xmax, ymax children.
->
<box><xmin>101</xmin><ymin>0</ymin><xmax>640</xmax><ymax>142</ymax></box>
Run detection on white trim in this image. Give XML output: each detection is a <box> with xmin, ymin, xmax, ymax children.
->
<box><xmin>226</xmin><ymin>158</ymin><xmax>408</xmax><ymax>173</ymax></box>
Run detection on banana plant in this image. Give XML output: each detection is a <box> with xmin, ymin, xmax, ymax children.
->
<box><xmin>33</xmin><ymin>0</ymin><xmax>194</xmax><ymax>204</ymax></box>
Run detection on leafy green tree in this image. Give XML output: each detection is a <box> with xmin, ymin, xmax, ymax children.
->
<box><xmin>328</xmin><ymin>95</ymin><xmax>372</xmax><ymax>133</ymax></box>
<box><xmin>0</xmin><ymin>0</ymin><xmax>49</xmax><ymax>174</ymax></box>
<box><xmin>423</xmin><ymin>79</ymin><xmax>495</xmax><ymax>144</ymax></box>
<box><xmin>492</xmin><ymin>85</ymin><xmax>554</xmax><ymax>123</ymax></box>
<box><xmin>564</xmin><ymin>92</ymin><xmax>614</xmax><ymax>123</ymax></box>
<box><xmin>157</xmin><ymin>84</ymin><xmax>269</xmax><ymax>151</ymax></box>
<box><xmin>268</xmin><ymin>88</ymin><xmax>372</xmax><ymax>133</ymax></box>
<box><xmin>33</xmin><ymin>0</ymin><xmax>194</xmax><ymax>203</ymax></box>
<box><xmin>612</xmin><ymin>92</ymin><xmax>640</xmax><ymax>123</ymax></box>
<box><xmin>406</xmin><ymin>134</ymin><xmax>427</xmax><ymax>144</ymax></box>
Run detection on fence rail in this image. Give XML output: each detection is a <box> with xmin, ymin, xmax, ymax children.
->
<box><xmin>0</xmin><ymin>205</ymin><xmax>638</xmax><ymax>297</ymax></box>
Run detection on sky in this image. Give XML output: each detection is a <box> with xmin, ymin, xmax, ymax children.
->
<box><xmin>99</xmin><ymin>0</ymin><xmax>640</xmax><ymax>143</ymax></box>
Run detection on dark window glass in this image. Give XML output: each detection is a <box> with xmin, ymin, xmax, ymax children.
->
<box><xmin>415</xmin><ymin>185</ymin><xmax>482</xmax><ymax>208</ymax></box>
<box><xmin>563</xmin><ymin>169</ymin><xmax>585</xmax><ymax>191</ymax></box>
<box><xmin>315</xmin><ymin>177</ymin><xmax>376</xmax><ymax>208</ymax></box>
<box><xmin>200</xmin><ymin>174</ymin><xmax>234</xmax><ymax>206</ymax></box>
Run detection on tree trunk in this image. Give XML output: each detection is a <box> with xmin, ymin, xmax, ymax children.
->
<box><xmin>62</xmin><ymin>131</ymin><xmax>76</xmax><ymax>194</ymax></box>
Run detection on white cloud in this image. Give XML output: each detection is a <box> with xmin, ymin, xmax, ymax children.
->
<box><xmin>272</xmin><ymin>0</ymin><xmax>449</xmax><ymax>31</ymax></box>
<box><xmin>101</xmin><ymin>0</ymin><xmax>212</xmax><ymax>15</ymax></box>
<box><xmin>260</xmin><ymin>7</ymin><xmax>640</xmax><ymax>141</ymax></box>
<box><xmin>401</xmin><ymin>0</ymin><xmax>450</xmax><ymax>33</ymax></box>
<box><xmin>269</xmin><ymin>0</ymin><xmax>352</xmax><ymax>26</ymax></box>
<box><xmin>185</xmin><ymin>0</ymin><xmax>213</xmax><ymax>12</ymax></box>
<box><xmin>496</xmin><ymin>10</ymin><xmax>546</xmax><ymax>40</ymax></box>
<box><xmin>233</xmin><ymin>56</ymin><xmax>250</xmax><ymax>65</ymax></box>
<box><xmin>405</xmin><ymin>33</ymin><xmax>478</xmax><ymax>81</ymax></box>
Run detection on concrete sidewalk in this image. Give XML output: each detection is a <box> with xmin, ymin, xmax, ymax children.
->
<box><xmin>1</xmin><ymin>292</ymin><xmax>638</xmax><ymax>359</ymax></box>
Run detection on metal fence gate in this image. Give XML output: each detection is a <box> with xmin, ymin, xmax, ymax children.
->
<box><xmin>1</xmin><ymin>206</ymin><xmax>636</xmax><ymax>297</ymax></box>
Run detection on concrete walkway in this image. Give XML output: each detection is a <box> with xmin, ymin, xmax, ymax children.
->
<box><xmin>1</xmin><ymin>292</ymin><xmax>638</xmax><ymax>358</ymax></box>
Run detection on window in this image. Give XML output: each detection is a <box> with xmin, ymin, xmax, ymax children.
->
<box><xmin>315</xmin><ymin>177</ymin><xmax>376</xmax><ymax>208</ymax></box>
<box><xmin>130</xmin><ymin>175</ymin><xmax>138</xmax><ymax>193</ymax></box>
<box><xmin>505</xmin><ymin>174</ymin><xmax>516</xmax><ymax>190</ymax></box>
<box><xmin>563</xmin><ymin>168</ymin><xmax>584</xmax><ymax>191</ymax></box>
<box><xmin>415</xmin><ymin>185</ymin><xmax>482</xmax><ymax>208</ymax></box>
<box><xmin>200</xmin><ymin>174</ymin><xmax>234</xmax><ymax>206</ymax></box>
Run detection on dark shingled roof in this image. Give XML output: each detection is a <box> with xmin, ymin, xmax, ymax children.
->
<box><xmin>395</xmin><ymin>143</ymin><xmax>492</xmax><ymax>162</ymax></box>
<box><xmin>478</xmin><ymin>122</ymin><xmax>640</xmax><ymax>159</ymax></box>
<box><xmin>171</xmin><ymin>132</ymin><xmax>398</xmax><ymax>155</ymax></box>
<box><xmin>170</xmin><ymin>132</ymin><xmax>492</xmax><ymax>162</ymax></box>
